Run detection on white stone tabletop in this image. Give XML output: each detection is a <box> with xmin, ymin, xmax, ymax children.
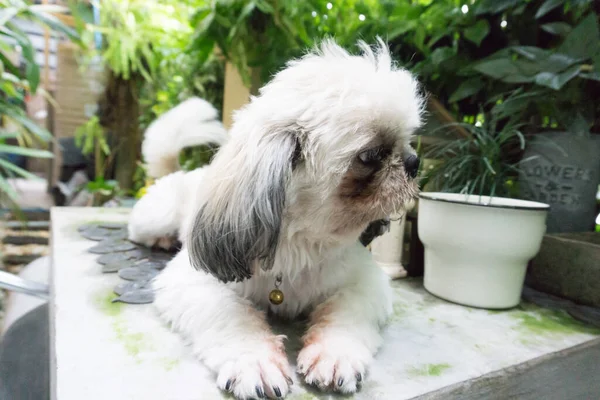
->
<box><xmin>50</xmin><ymin>207</ymin><xmax>600</xmax><ymax>400</ymax></box>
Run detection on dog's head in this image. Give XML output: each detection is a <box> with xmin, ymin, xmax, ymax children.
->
<box><xmin>188</xmin><ymin>39</ymin><xmax>424</xmax><ymax>282</ymax></box>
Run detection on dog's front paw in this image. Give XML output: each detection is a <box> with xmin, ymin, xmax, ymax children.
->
<box><xmin>297</xmin><ymin>338</ymin><xmax>372</xmax><ymax>394</ymax></box>
<box><xmin>215</xmin><ymin>343</ymin><xmax>293</xmax><ymax>399</ymax></box>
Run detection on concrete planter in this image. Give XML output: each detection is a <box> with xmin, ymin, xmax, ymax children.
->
<box><xmin>527</xmin><ymin>232</ymin><xmax>600</xmax><ymax>307</ymax></box>
<box><xmin>520</xmin><ymin>133</ymin><xmax>600</xmax><ymax>233</ymax></box>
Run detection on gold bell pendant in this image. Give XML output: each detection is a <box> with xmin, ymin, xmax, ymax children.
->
<box><xmin>269</xmin><ymin>289</ymin><xmax>284</xmax><ymax>305</ymax></box>
<box><xmin>269</xmin><ymin>274</ymin><xmax>284</xmax><ymax>305</ymax></box>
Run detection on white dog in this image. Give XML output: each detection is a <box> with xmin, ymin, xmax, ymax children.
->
<box><xmin>128</xmin><ymin>97</ymin><xmax>228</xmax><ymax>248</ymax></box>
<box><xmin>129</xmin><ymin>39</ymin><xmax>423</xmax><ymax>399</ymax></box>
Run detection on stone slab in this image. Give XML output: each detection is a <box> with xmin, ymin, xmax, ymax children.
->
<box><xmin>50</xmin><ymin>207</ymin><xmax>600</xmax><ymax>400</ymax></box>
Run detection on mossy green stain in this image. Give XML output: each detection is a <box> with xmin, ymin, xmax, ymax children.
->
<box><xmin>287</xmin><ymin>394</ymin><xmax>323</xmax><ymax>400</ymax></box>
<box><xmin>95</xmin><ymin>290</ymin><xmax>123</xmax><ymax>316</ymax></box>
<box><xmin>112</xmin><ymin>320</ymin><xmax>152</xmax><ymax>361</ymax></box>
<box><xmin>512</xmin><ymin>306</ymin><xmax>600</xmax><ymax>337</ymax></box>
<box><xmin>390</xmin><ymin>302</ymin><xmax>408</xmax><ymax>322</ymax></box>
<box><xmin>408</xmin><ymin>363</ymin><xmax>451</xmax><ymax>377</ymax></box>
<box><xmin>160</xmin><ymin>358</ymin><xmax>180</xmax><ymax>372</ymax></box>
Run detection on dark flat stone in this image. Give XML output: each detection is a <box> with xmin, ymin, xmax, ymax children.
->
<box><xmin>112</xmin><ymin>289</ymin><xmax>155</xmax><ymax>304</ymax></box>
<box><xmin>97</xmin><ymin>252</ymin><xmax>134</xmax><ymax>265</ymax></box>
<box><xmin>114</xmin><ymin>280</ymin><xmax>152</xmax><ymax>296</ymax></box>
<box><xmin>147</xmin><ymin>252</ymin><xmax>175</xmax><ymax>263</ymax></box>
<box><xmin>88</xmin><ymin>239</ymin><xmax>137</xmax><ymax>254</ymax></box>
<box><xmin>98</xmin><ymin>222</ymin><xmax>127</xmax><ymax>230</ymax></box>
<box><xmin>79</xmin><ymin>226</ymin><xmax>128</xmax><ymax>241</ymax></box>
<box><xmin>136</xmin><ymin>260</ymin><xmax>167</xmax><ymax>270</ymax></box>
<box><xmin>118</xmin><ymin>266</ymin><xmax>159</xmax><ymax>281</ymax></box>
<box><xmin>101</xmin><ymin>261</ymin><xmax>134</xmax><ymax>273</ymax></box>
<box><xmin>127</xmin><ymin>247</ymin><xmax>153</xmax><ymax>259</ymax></box>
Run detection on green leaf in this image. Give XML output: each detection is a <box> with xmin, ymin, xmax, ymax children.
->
<box><xmin>26</xmin><ymin>8</ymin><xmax>80</xmax><ymax>43</ymax></box>
<box><xmin>511</xmin><ymin>46</ymin><xmax>550</xmax><ymax>61</ymax></box>
<box><xmin>195</xmin><ymin>11</ymin><xmax>215</xmax><ymax>35</ymax></box>
<box><xmin>0</xmin><ymin>158</ymin><xmax>42</xmax><ymax>180</ymax></box>
<box><xmin>535</xmin><ymin>0</ymin><xmax>564</xmax><ymax>19</ymax></box>
<box><xmin>534</xmin><ymin>64</ymin><xmax>581</xmax><ymax>89</ymax></box>
<box><xmin>510</xmin><ymin>47</ymin><xmax>581</xmax><ymax>73</ymax></box>
<box><xmin>414</xmin><ymin>25</ymin><xmax>426</xmax><ymax>52</ymax></box>
<box><xmin>0</xmin><ymin>174</ymin><xmax>18</xmax><ymax>203</ymax></box>
<box><xmin>25</xmin><ymin>59</ymin><xmax>40</xmax><ymax>93</ymax></box>
<box><xmin>491</xmin><ymin>91</ymin><xmax>541</xmax><ymax>119</ymax></box>
<box><xmin>0</xmin><ymin>50</ymin><xmax>19</xmax><ymax>75</ymax></box>
<box><xmin>464</xmin><ymin>20</ymin><xmax>490</xmax><ymax>46</ymax></box>
<box><xmin>427</xmin><ymin>32</ymin><xmax>448</xmax><ymax>48</ymax></box>
<box><xmin>473</xmin><ymin>59</ymin><xmax>519</xmax><ymax>79</ymax></box>
<box><xmin>238</xmin><ymin>2</ymin><xmax>256</xmax><ymax>23</ymax></box>
<box><xmin>558</xmin><ymin>13</ymin><xmax>600</xmax><ymax>60</ymax></box>
<box><xmin>2</xmin><ymin>107</ymin><xmax>53</xmax><ymax>142</ymax></box>
<box><xmin>449</xmin><ymin>78</ymin><xmax>484</xmax><ymax>102</ymax></box>
<box><xmin>483</xmin><ymin>157</ymin><xmax>496</xmax><ymax>175</ymax></box>
<box><xmin>191</xmin><ymin>7</ymin><xmax>211</xmax><ymax>26</ymax></box>
<box><xmin>255</xmin><ymin>0</ymin><xmax>274</xmax><ymax>14</ymax></box>
<box><xmin>0</xmin><ymin>132</ymin><xmax>18</xmax><ymax>140</ymax></box>
<box><xmin>387</xmin><ymin>21</ymin><xmax>416</xmax><ymax>40</ymax></box>
<box><xmin>594</xmin><ymin>51</ymin><xmax>600</xmax><ymax>71</ymax></box>
<box><xmin>0</xmin><ymin>7</ymin><xmax>19</xmax><ymax>27</ymax></box>
<box><xmin>579</xmin><ymin>71</ymin><xmax>600</xmax><ymax>81</ymax></box>
<box><xmin>192</xmin><ymin>39</ymin><xmax>215</xmax><ymax>65</ymax></box>
<box><xmin>430</xmin><ymin>47</ymin><xmax>454</xmax><ymax>66</ymax></box>
<box><xmin>476</xmin><ymin>0</ymin><xmax>520</xmax><ymax>15</ymax></box>
<box><xmin>214</xmin><ymin>14</ymin><xmax>233</xmax><ymax>28</ymax></box>
<box><xmin>541</xmin><ymin>22</ymin><xmax>572</xmax><ymax>36</ymax></box>
<box><xmin>0</xmin><ymin>144</ymin><xmax>53</xmax><ymax>158</ymax></box>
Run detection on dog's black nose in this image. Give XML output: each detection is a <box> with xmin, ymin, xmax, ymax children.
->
<box><xmin>403</xmin><ymin>155</ymin><xmax>420</xmax><ymax>179</ymax></box>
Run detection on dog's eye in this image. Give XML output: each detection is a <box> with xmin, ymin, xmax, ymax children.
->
<box><xmin>358</xmin><ymin>147</ymin><xmax>389</xmax><ymax>166</ymax></box>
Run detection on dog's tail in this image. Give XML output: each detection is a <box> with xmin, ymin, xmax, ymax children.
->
<box><xmin>142</xmin><ymin>97</ymin><xmax>228</xmax><ymax>179</ymax></box>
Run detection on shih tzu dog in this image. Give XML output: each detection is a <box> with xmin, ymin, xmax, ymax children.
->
<box><xmin>128</xmin><ymin>38</ymin><xmax>423</xmax><ymax>399</ymax></box>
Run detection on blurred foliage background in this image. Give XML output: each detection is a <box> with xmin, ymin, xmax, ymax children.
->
<box><xmin>2</xmin><ymin>0</ymin><xmax>598</xmax><ymax>203</ymax></box>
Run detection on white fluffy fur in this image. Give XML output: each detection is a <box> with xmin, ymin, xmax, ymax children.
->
<box><xmin>142</xmin><ymin>97</ymin><xmax>228</xmax><ymax>179</ymax></box>
<box><xmin>129</xmin><ymin>97</ymin><xmax>227</xmax><ymax>247</ymax></box>
<box><xmin>129</xmin><ymin>39</ymin><xmax>423</xmax><ymax>399</ymax></box>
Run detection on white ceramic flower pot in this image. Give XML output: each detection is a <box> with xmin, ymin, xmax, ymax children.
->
<box><xmin>418</xmin><ymin>193</ymin><xmax>549</xmax><ymax>309</ymax></box>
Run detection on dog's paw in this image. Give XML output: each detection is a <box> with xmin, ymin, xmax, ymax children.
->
<box><xmin>216</xmin><ymin>345</ymin><xmax>293</xmax><ymax>399</ymax></box>
<box><xmin>127</xmin><ymin>234</ymin><xmax>176</xmax><ymax>251</ymax></box>
<box><xmin>155</xmin><ymin>236</ymin><xmax>177</xmax><ymax>251</ymax></box>
<box><xmin>297</xmin><ymin>339</ymin><xmax>372</xmax><ymax>394</ymax></box>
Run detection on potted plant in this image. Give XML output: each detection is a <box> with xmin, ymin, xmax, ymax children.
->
<box><xmin>418</xmin><ymin>111</ymin><xmax>549</xmax><ymax>309</ymax></box>
<box><xmin>467</xmin><ymin>7</ymin><xmax>600</xmax><ymax>233</ymax></box>
<box><xmin>382</xmin><ymin>0</ymin><xmax>599</xmax><ymax>232</ymax></box>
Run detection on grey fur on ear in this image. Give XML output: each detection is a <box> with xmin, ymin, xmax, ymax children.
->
<box><xmin>187</xmin><ymin>132</ymin><xmax>300</xmax><ymax>283</ymax></box>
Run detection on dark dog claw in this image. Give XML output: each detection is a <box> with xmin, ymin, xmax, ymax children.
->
<box><xmin>255</xmin><ymin>386</ymin><xmax>265</xmax><ymax>398</ymax></box>
<box><xmin>225</xmin><ymin>379</ymin><xmax>232</xmax><ymax>391</ymax></box>
<box><xmin>356</xmin><ymin>373</ymin><xmax>362</xmax><ymax>382</ymax></box>
<box><xmin>273</xmin><ymin>386</ymin><xmax>282</xmax><ymax>398</ymax></box>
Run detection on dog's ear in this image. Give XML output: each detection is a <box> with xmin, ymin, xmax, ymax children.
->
<box><xmin>187</xmin><ymin>129</ymin><xmax>301</xmax><ymax>283</ymax></box>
